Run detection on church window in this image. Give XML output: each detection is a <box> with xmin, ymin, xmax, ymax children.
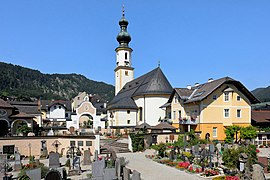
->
<box><xmin>139</xmin><ymin>107</ymin><xmax>143</xmax><ymax>121</ymax></box>
<box><xmin>127</xmin><ymin>120</ymin><xmax>130</xmax><ymax>124</ymax></box>
<box><xmin>125</xmin><ymin>52</ymin><xmax>128</xmax><ymax>60</ymax></box>
<box><xmin>125</xmin><ymin>71</ymin><xmax>129</xmax><ymax>76</ymax></box>
<box><xmin>127</xmin><ymin>110</ymin><xmax>130</xmax><ymax>114</ymax></box>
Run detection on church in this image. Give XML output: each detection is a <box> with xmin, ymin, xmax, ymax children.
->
<box><xmin>107</xmin><ymin>10</ymin><xmax>173</xmax><ymax>132</ymax></box>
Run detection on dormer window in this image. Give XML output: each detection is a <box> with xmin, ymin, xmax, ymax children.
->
<box><xmin>224</xmin><ymin>92</ymin><xmax>229</xmax><ymax>102</ymax></box>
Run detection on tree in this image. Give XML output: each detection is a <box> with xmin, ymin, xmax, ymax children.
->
<box><xmin>240</xmin><ymin>126</ymin><xmax>257</xmax><ymax>140</ymax></box>
<box><xmin>224</xmin><ymin>125</ymin><xmax>241</xmax><ymax>143</ymax></box>
<box><xmin>222</xmin><ymin>148</ymin><xmax>240</xmax><ymax>169</ymax></box>
<box><xmin>16</xmin><ymin>125</ymin><xmax>32</xmax><ymax>136</ymax></box>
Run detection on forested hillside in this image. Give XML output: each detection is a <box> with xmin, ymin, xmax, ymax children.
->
<box><xmin>0</xmin><ymin>62</ymin><xmax>114</xmax><ymax>101</ymax></box>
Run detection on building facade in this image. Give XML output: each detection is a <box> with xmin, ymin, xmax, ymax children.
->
<box><xmin>108</xmin><ymin>11</ymin><xmax>173</xmax><ymax>131</ymax></box>
<box><xmin>166</xmin><ymin>77</ymin><xmax>259</xmax><ymax>140</ymax></box>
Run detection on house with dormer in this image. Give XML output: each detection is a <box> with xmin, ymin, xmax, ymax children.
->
<box><xmin>165</xmin><ymin>77</ymin><xmax>259</xmax><ymax>140</ymax></box>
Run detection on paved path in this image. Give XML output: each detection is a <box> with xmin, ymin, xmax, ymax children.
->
<box><xmin>117</xmin><ymin>150</ymin><xmax>203</xmax><ymax>180</ymax></box>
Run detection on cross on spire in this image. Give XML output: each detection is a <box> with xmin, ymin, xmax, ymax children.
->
<box><xmin>122</xmin><ymin>3</ymin><xmax>125</xmax><ymax>17</ymax></box>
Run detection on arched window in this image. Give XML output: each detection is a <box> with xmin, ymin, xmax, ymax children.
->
<box><xmin>125</xmin><ymin>52</ymin><xmax>128</xmax><ymax>60</ymax></box>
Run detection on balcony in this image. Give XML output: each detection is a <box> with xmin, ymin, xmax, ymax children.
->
<box><xmin>179</xmin><ymin>117</ymin><xmax>198</xmax><ymax>125</ymax></box>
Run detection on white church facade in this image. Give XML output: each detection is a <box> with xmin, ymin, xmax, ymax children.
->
<box><xmin>108</xmin><ymin>10</ymin><xmax>173</xmax><ymax>130</ymax></box>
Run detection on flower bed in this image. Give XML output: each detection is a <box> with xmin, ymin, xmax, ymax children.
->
<box><xmin>201</xmin><ymin>168</ymin><xmax>220</xmax><ymax>177</ymax></box>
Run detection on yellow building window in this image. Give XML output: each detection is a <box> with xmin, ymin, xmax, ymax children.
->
<box><xmin>224</xmin><ymin>92</ymin><xmax>229</xmax><ymax>102</ymax></box>
<box><xmin>237</xmin><ymin>109</ymin><xmax>241</xmax><ymax>118</ymax></box>
<box><xmin>224</xmin><ymin>109</ymin><xmax>229</xmax><ymax>118</ymax></box>
<box><xmin>213</xmin><ymin>127</ymin><xmax>217</xmax><ymax>138</ymax></box>
<box><xmin>237</xmin><ymin>95</ymin><xmax>241</xmax><ymax>101</ymax></box>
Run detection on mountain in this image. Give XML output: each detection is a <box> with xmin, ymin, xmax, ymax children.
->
<box><xmin>0</xmin><ymin>62</ymin><xmax>114</xmax><ymax>101</ymax></box>
<box><xmin>252</xmin><ymin>86</ymin><xmax>270</xmax><ymax>103</ymax></box>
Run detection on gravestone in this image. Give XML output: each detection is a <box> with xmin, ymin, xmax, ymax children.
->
<box><xmin>83</xmin><ymin>150</ymin><xmax>92</xmax><ymax>165</ymax></box>
<box><xmin>49</xmin><ymin>152</ymin><xmax>60</xmax><ymax>168</ymax></box>
<box><xmin>123</xmin><ymin>167</ymin><xmax>131</xmax><ymax>180</ymax></box>
<box><xmin>25</xmin><ymin>167</ymin><xmax>41</xmax><ymax>180</ymax></box>
<box><xmin>209</xmin><ymin>144</ymin><xmax>215</xmax><ymax>153</ymax></box>
<box><xmin>104</xmin><ymin>168</ymin><xmax>117</xmax><ymax>180</ymax></box>
<box><xmin>94</xmin><ymin>150</ymin><xmax>99</xmax><ymax>161</ymax></box>
<box><xmin>169</xmin><ymin>149</ymin><xmax>176</xmax><ymax>161</ymax></box>
<box><xmin>224</xmin><ymin>144</ymin><xmax>228</xmax><ymax>150</ymax></box>
<box><xmin>194</xmin><ymin>145</ymin><xmax>199</xmax><ymax>155</ymax></box>
<box><xmin>115</xmin><ymin>158</ymin><xmax>121</xmax><ymax>179</ymax></box>
<box><xmin>14</xmin><ymin>152</ymin><xmax>21</xmax><ymax>171</ymax></box>
<box><xmin>216</xmin><ymin>143</ymin><xmax>222</xmax><ymax>153</ymax></box>
<box><xmin>92</xmin><ymin>159</ymin><xmax>105</xmax><ymax>179</ymax></box>
<box><xmin>73</xmin><ymin>156</ymin><xmax>81</xmax><ymax>171</ymax></box>
<box><xmin>41</xmin><ymin>140</ymin><xmax>48</xmax><ymax>157</ymax></box>
<box><xmin>200</xmin><ymin>144</ymin><xmax>206</xmax><ymax>150</ymax></box>
<box><xmin>252</xmin><ymin>164</ymin><xmax>266</xmax><ymax>180</ymax></box>
<box><xmin>0</xmin><ymin>154</ymin><xmax>7</xmax><ymax>174</ymax></box>
<box><xmin>45</xmin><ymin>170</ymin><xmax>62</xmax><ymax>180</ymax></box>
<box><xmin>131</xmin><ymin>170</ymin><xmax>141</xmax><ymax>180</ymax></box>
<box><xmin>0</xmin><ymin>147</ymin><xmax>3</xmax><ymax>154</ymax></box>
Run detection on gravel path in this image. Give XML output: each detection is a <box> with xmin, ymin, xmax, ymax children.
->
<box><xmin>117</xmin><ymin>150</ymin><xmax>203</xmax><ymax>180</ymax></box>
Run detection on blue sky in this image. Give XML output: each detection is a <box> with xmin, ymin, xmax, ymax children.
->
<box><xmin>0</xmin><ymin>1</ymin><xmax>269</xmax><ymax>91</ymax></box>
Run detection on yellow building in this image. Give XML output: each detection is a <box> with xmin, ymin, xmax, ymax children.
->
<box><xmin>165</xmin><ymin>77</ymin><xmax>259</xmax><ymax>141</ymax></box>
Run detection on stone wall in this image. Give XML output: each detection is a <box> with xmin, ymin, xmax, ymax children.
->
<box><xmin>0</xmin><ymin>136</ymin><xmax>96</xmax><ymax>158</ymax></box>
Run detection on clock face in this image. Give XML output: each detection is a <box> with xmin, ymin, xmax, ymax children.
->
<box><xmin>0</xmin><ymin>109</ymin><xmax>7</xmax><ymax>117</ymax></box>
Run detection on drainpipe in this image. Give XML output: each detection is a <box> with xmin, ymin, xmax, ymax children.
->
<box><xmin>144</xmin><ymin>95</ymin><xmax>146</xmax><ymax>124</ymax></box>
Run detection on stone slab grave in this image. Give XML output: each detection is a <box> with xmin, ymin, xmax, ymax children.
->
<box><xmin>224</xmin><ymin>144</ymin><xmax>228</xmax><ymax>150</ymax></box>
<box><xmin>45</xmin><ymin>170</ymin><xmax>62</xmax><ymax>180</ymax></box>
<box><xmin>0</xmin><ymin>154</ymin><xmax>7</xmax><ymax>174</ymax></box>
<box><xmin>14</xmin><ymin>152</ymin><xmax>21</xmax><ymax>171</ymax></box>
<box><xmin>49</xmin><ymin>152</ymin><xmax>60</xmax><ymax>168</ymax></box>
<box><xmin>92</xmin><ymin>157</ymin><xmax>105</xmax><ymax>179</ymax></box>
<box><xmin>131</xmin><ymin>170</ymin><xmax>141</xmax><ymax>180</ymax></box>
<box><xmin>25</xmin><ymin>167</ymin><xmax>41</xmax><ymax>180</ymax></box>
<box><xmin>83</xmin><ymin>149</ymin><xmax>91</xmax><ymax>165</ymax></box>
<box><xmin>194</xmin><ymin>145</ymin><xmax>199</xmax><ymax>156</ymax></box>
<box><xmin>252</xmin><ymin>164</ymin><xmax>266</xmax><ymax>180</ymax></box>
<box><xmin>216</xmin><ymin>143</ymin><xmax>222</xmax><ymax>153</ymax></box>
<box><xmin>104</xmin><ymin>167</ymin><xmax>117</xmax><ymax>180</ymax></box>
<box><xmin>123</xmin><ymin>167</ymin><xmax>131</xmax><ymax>180</ymax></box>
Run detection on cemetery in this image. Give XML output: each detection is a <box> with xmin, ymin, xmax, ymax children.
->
<box><xmin>138</xmin><ymin>128</ymin><xmax>268</xmax><ymax>180</ymax></box>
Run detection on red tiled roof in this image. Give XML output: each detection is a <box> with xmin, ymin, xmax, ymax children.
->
<box><xmin>251</xmin><ymin>110</ymin><xmax>270</xmax><ymax>123</ymax></box>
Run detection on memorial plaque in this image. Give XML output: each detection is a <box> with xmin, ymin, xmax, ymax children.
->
<box><xmin>3</xmin><ymin>145</ymin><xmax>14</xmax><ymax>154</ymax></box>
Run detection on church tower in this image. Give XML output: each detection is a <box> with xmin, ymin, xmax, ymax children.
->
<box><xmin>114</xmin><ymin>7</ymin><xmax>134</xmax><ymax>95</ymax></box>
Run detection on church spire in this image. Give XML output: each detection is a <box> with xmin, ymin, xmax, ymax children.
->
<box><xmin>116</xmin><ymin>5</ymin><xmax>131</xmax><ymax>48</ymax></box>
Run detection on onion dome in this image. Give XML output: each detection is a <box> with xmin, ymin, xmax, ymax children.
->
<box><xmin>116</xmin><ymin>9</ymin><xmax>131</xmax><ymax>47</ymax></box>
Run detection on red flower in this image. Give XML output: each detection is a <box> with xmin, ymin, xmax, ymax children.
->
<box><xmin>256</xmin><ymin>149</ymin><xmax>260</xmax><ymax>153</ymax></box>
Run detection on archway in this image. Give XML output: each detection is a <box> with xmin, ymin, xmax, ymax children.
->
<box><xmin>205</xmin><ymin>133</ymin><xmax>210</xmax><ymax>141</ymax></box>
<box><xmin>79</xmin><ymin>114</ymin><xmax>93</xmax><ymax>128</ymax></box>
<box><xmin>11</xmin><ymin>119</ymin><xmax>29</xmax><ymax>135</ymax></box>
<box><xmin>0</xmin><ymin>119</ymin><xmax>9</xmax><ymax>137</ymax></box>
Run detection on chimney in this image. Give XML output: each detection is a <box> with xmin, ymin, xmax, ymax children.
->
<box><xmin>194</xmin><ymin>83</ymin><xmax>200</xmax><ymax>87</ymax></box>
<box><xmin>208</xmin><ymin>78</ymin><xmax>214</xmax><ymax>83</ymax></box>
<box><xmin>187</xmin><ymin>85</ymin><xmax>192</xmax><ymax>90</ymax></box>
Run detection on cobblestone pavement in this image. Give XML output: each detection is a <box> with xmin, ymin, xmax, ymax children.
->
<box><xmin>117</xmin><ymin>150</ymin><xmax>203</xmax><ymax>180</ymax></box>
